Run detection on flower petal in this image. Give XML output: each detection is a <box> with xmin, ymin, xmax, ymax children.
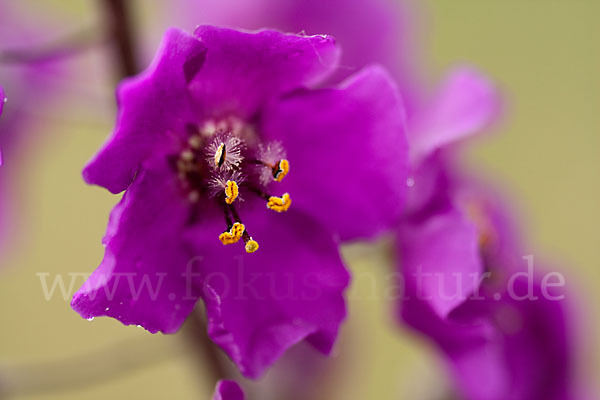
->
<box><xmin>0</xmin><ymin>85</ymin><xmax>5</xmax><ymax>116</ymax></box>
<box><xmin>409</xmin><ymin>67</ymin><xmax>500</xmax><ymax>162</ymax></box>
<box><xmin>72</xmin><ymin>157</ymin><xmax>200</xmax><ymax>333</ymax></box>
<box><xmin>189</xmin><ymin>25</ymin><xmax>340</xmax><ymax>118</ymax></box>
<box><xmin>185</xmin><ymin>210</ymin><xmax>349</xmax><ymax>378</ymax></box>
<box><xmin>213</xmin><ymin>380</ymin><xmax>245</xmax><ymax>400</ymax></box>
<box><xmin>451</xmin><ymin>279</ymin><xmax>571</xmax><ymax>400</ymax></box>
<box><xmin>398</xmin><ymin>207</ymin><xmax>483</xmax><ymax>318</ymax></box>
<box><xmin>0</xmin><ymin>85</ymin><xmax>4</xmax><ymax>165</ymax></box>
<box><xmin>401</xmin><ymin>260</ymin><xmax>573</xmax><ymax>400</ymax></box>
<box><xmin>261</xmin><ymin>65</ymin><xmax>408</xmax><ymax>240</ymax></box>
<box><xmin>166</xmin><ymin>0</ymin><xmax>417</xmax><ymax>88</ymax></box>
<box><xmin>83</xmin><ymin>28</ymin><xmax>207</xmax><ymax>194</ymax></box>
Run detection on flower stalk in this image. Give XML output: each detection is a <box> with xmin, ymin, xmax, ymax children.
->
<box><xmin>101</xmin><ymin>0</ymin><xmax>138</xmax><ymax>78</ymax></box>
<box><xmin>0</xmin><ymin>26</ymin><xmax>103</xmax><ymax>64</ymax></box>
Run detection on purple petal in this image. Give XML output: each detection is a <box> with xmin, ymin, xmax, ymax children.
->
<box><xmin>0</xmin><ymin>85</ymin><xmax>5</xmax><ymax>116</ymax></box>
<box><xmin>398</xmin><ymin>207</ymin><xmax>483</xmax><ymax>318</ymax></box>
<box><xmin>404</xmin><ymin>152</ymin><xmax>455</xmax><ymax>217</ymax></box>
<box><xmin>409</xmin><ymin>67</ymin><xmax>500</xmax><ymax>162</ymax></box>
<box><xmin>452</xmin><ymin>278</ymin><xmax>572</xmax><ymax>400</ymax></box>
<box><xmin>84</xmin><ymin>26</ymin><xmax>340</xmax><ymax>195</ymax></box>
<box><xmin>0</xmin><ymin>86</ymin><xmax>4</xmax><ymax>165</ymax></box>
<box><xmin>401</xmin><ymin>265</ymin><xmax>574</xmax><ymax>400</ymax></box>
<box><xmin>72</xmin><ymin>157</ymin><xmax>200</xmax><ymax>333</ymax></box>
<box><xmin>452</xmin><ymin>178</ymin><xmax>525</xmax><ymax>270</ymax></box>
<box><xmin>83</xmin><ymin>28</ymin><xmax>207</xmax><ymax>194</ymax></box>
<box><xmin>213</xmin><ymin>380</ymin><xmax>245</xmax><ymax>400</ymax></box>
<box><xmin>185</xmin><ymin>210</ymin><xmax>349</xmax><ymax>378</ymax></box>
<box><xmin>167</xmin><ymin>0</ymin><xmax>417</xmax><ymax>87</ymax></box>
<box><xmin>261</xmin><ymin>65</ymin><xmax>408</xmax><ymax>240</ymax></box>
<box><xmin>189</xmin><ymin>25</ymin><xmax>340</xmax><ymax>118</ymax></box>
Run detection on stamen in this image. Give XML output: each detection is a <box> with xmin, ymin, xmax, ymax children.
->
<box><xmin>224</xmin><ymin>180</ymin><xmax>239</xmax><ymax>204</ymax></box>
<box><xmin>241</xmin><ymin>230</ymin><xmax>259</xmax><ymax>253</ymax></box>
<box><xmin>465</xmin><ymin>200</ymin><xmax>497</xmax><ymax>252</ymax></box>
<box><xmin>201</xmin><ymin>120</ymin><xmax>217</xmax><ymax>136</ymax></box>
<box><xmin>188</xmin><ymin>135</ymin><xmax>202</xmax><ymax>149</ymax></box>
<box><xmin>272</xmin><ymin>159</ymin><xmax>290</xmax><ymax>182</ymax></box>
<box><xmin>214</xmin><ymin>142</ymin><xmax>226</xmax><ymax>167</ymax></box>
<box><xmin>181</xmin><ymin>149</ymin><xmax>194</xmax><ymax>161</ymax></box>
<box><xmin>206</xmin><ymin>133</ymin><xmax>244</xmax><ymax>171</ymax></box>
<box><xmin>266</xmin><ymin>193</ymin><xmax>292</xmax><ymax>212</ymax></box>
<box><xmin>175</xmin><ymin>119</ymin><xmax>293</xmax><ymax>254</ymax></box>
<box><xmin>256</xmin><ymin>142</ymin><xmax>287</xmax><ymax>185</ymax></box>
<box><xmin>245</xmin><ymin>238</ymin><xmax>259</xmax><ymax>253</ymax></box>
<box><xmin>228</xmin><ymin>205</ymin><xmax>260</xmax><ymax>253</ymax></box>
<box><xmin>218</xmin><ymin>222</ymin><xmax>245</xmax><ymax>245</ymax></box>
<box><xmin>209</xmin><ymin>171</ymin><xmax>245</xmax><ymax>201</ymax></box>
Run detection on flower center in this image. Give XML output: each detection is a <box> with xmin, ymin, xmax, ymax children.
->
<box><xmin>173</xmin><ymin>117</ymin><xmax>291</xmax><ymax>253</ymax></box>
<box><xmin>463</xmin><ymin>198</ymin><xmax>500</xmax><ymax>271</ymax></box>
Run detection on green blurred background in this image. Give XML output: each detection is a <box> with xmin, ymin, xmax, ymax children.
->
<box><xmin>0</xmin><ymin>0</ymin><xmax>598</xmax><ymax>398</ymax></box>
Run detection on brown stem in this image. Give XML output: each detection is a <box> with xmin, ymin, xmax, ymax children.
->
<box><xmin>101</xmin><ymin>0</ymin><xmax>138</xmax><ymax>78</ymax></box>
<box><xmin>0</xmin><ymin>26</ymin><xmax>104</xmax><ymax>64</ymax></box>
<box><xmin>181</xmin><ymin>307</ymin><xmax>231</xmax><ymax>386</ymax></box>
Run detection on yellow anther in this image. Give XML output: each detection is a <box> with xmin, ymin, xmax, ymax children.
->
<box><xmin>201</xmin><ymin>120</ymin><xmax>217</xmax><ymax>136</ymax></box>
<box><xmin>465</xmin><ymin>200</ymin><xmax>497</xmax><ymax>251</ymax></box>
<box><xmin>245</xmin><ymin>239</ymin><xmax>259</xmax><ymax>253</ymax></box>
<box><xmin>180</xmin><ymin>149</ymin><xmax>194</xmax><ymax>161</ymax></box>
<box><xmin>266</xmin><ymin>193</ymin><xmax>292</xmax><ymax>212</ymax></box>
<box><xmin>188</xmin><ymin>135</ymin><xmax>202</xmax><ymax>149</ymax></box>
<box><xmin>218</xmin><ymin>222</ymin><xmax>245</xmax><ymax>245</ymax></box>
<box><xmin>224</xmin><ymin>180</ymin><xmax>239</xmax><ymax>204</ymax></box>
<box><xmin>273</xmin><ymin>159</ymin><xmax>290</xmax><ymax>182</ymax></box>
<box><xmin>214</xmin><ymin>143</ymin><xmax>226</xmax><ymax>167</ymax></box>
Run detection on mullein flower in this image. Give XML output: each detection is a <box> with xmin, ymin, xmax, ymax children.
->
<box><xmin>395</xmin><ymin>71</ymin><xmax>576</xmax><ymax>398</ymax></box>
<box><xmin>388</xmin><ymin>38</ymin><xmax>577</xmax><ymax>396</ymax></box>
<box><xmin>0</xmin><ymin>85</ymin><xmax>4</xmax><ymax>116</ymax></box>
<box><xmin>399</xmin><ymin>182</ymin><xmax>575</xmax><ymax>400</ymax></box>
<box><xmin>162</xmin><ymin>0</ymin><xmax>417</xmax><ymax>88</ymax></box>
<box><xmin>213</xmin><ymin>381</ymin><xmax>244</xmax><ymax>400</ymax></box>
<box><xmin>398</xmin><ymin>67</ymin><xmax>501</xmax><ymax>317</ymax></box>
<box><xmin>0</xmin><ymin>3</ymin><xmax>71</xmax><ymax>248</ymax></box>
<box><xmin>72</xmin><ymin>26</ymin><xmax>408</xmax><ymax>378</ymax></box>
<box><xmin>0</xmin><ymin>85</ymin><xmax>3</xmax><ymax>163</ymax></box>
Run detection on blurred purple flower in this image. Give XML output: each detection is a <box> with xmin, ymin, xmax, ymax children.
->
<box><xmin>398</xmin><ymin>98</ymin><xmax>576</xmax><ymax>400</ymax></box>
<box><xmin>0</xmin><ymin>85</ymin><xmax>4</xmax><ymax>116</ymax></box>
<box><xmin>0</xmin><ymin>3</ymin><xmax>101</xmax><ymax>253</ymax></box>
<box><xmin>398</xmin><ymin>185</ymin><xmax>575</xmax><ymax>400</ymax></box>
<box><xmin>72</xmin><ymin>26</ymin><xmax>408</xmax><ymax>378</ymax></box>
<box><xmin>0</xmin><ymin>86</ymin><xmax>4</xmax><ymax>163</ymax></box>
<box><xmin>213</xmin><ymin>380</ymin><xmax>244</xmax><ymax>400</ymax></box>
<box><xmin>397</xmin><ymin>67</ymin><xmax>502</xmax><ymax>317</ymax></box>
<box><xmin>392</xmin><ymin>39</ymin><xmax>577</xmax><ymax>397</ymax></box>
<box><xmin>0</xmin><ymin>4</ymin><xmax>68</xmax><ymax>250</ymax></box>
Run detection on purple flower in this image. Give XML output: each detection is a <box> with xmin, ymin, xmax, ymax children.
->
<box><xmin>396</xmin><ymin>67</ymin><xmax>502</xmax><ymax>317</ymax></box>
<box><xmin>0</xmin><ymin>2</ymin><xmax>93</xmax><ymax>250</ymax></box>
<box><xmin>213</xmin><ymin>380</ymin><xmax>244</xmax><ymax>400</ymax></box>
<box><xmin>393</xmin><ymin>46</ymin><xmax>577</xmax><ymax>397</ymax></box>
<box><xmin>72</xmin><ymin>26</ymin><xmax>408</xmax><ymax>378</ymax></box>
<box><xmin>0</xmin><ymin>85</ymin><xmax>5</xmax><ymax>116</ymax></box>
<box><xmin>406</xmin><ymin>68</ymin><xmax>501</xmax><ymax>165</ymax></box>
<box><xmin>158</xmin><ymin>0</ymin><xmax>417</xmax><ymax>87</ymax></box>
<box><xmin>398</xmin><ymin>178</ymin><xmax>576</xmax><ymax>399</ymax></box>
